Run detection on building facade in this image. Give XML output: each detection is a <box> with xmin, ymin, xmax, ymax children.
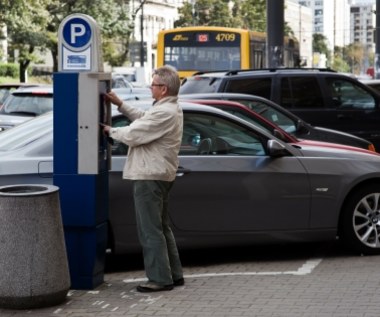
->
<box><xmin>285</xmin><ymin>0</ymin><xmax>313</xmax><ymax>67</ymax></box>
<box><xmin>297</xmin><ymin>0</ymin><xmax>351</xmax><ymax>51</ymax></box>
<box><xmin>128</xmin><ymin>0</ymin><xmax>183</xmax><ymax>81</ymax></box>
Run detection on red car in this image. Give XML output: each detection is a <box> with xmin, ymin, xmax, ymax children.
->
<box><xmin>187</xmin><ymin>99</ymin><xmax>377</xmax><ymax>155</ymax></box>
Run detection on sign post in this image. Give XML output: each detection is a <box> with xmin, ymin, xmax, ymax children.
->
<box><xmin>54</xmin><ymin>14</ymin><xmax>111</xmax><ymax>290</ymax></box>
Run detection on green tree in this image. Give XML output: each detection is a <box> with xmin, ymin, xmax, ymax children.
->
<box><xmin>174</xmin><ymin>0</ymin><xmax>298</xmax><ymax>37</ymax></box>
<box><xmin>175</xmin><ymin>0</ymin><xmax>233</xmax><ymax>27</ymax></box>
<box><xmin>174</xmin><ymin>2</ymin><xmax>192</xmax><ymax>27</ymax></box>
<box><xmin>0</xmin><ymin>0</ymin><xmax>139</xmax><ymax>80</ymax></box>
<box><xmin>175</xmin><ymin>0</ymin><xmax>266</xmax><ymax>31</ymax></box>
<box><xmin>0</xmin><ymin>0</ymin><xmax>52</xmax><ymax>81</ymax></box>
<box><xmin>312</xmin><ymin>33</ymin><xmax>331</xmax><ymax>66</ymax></box>
<box><xmin>343</xmin><ymin>43</ymin><xmax>365</xmax><ymax>75</ymax></box>
<box><xmin>45</xmin><ymin>0</ymin><xmax>137</xmax><ymax>71</ymax></box>
<box><xmin>236</xmin><ymin>0</ymin><xmax>266</xmax><ymax>31</ymax></box>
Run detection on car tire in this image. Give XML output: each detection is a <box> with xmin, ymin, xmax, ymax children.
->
<box><xmin>341</xmin><ymin>184</ymin><xmax>380</xmax><ymax>255</ymax></box>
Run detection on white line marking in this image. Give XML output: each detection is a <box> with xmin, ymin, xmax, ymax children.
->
<box><xmin>122</xmin><ymin>258</ymin><xmax>322</xmax><ymax>284</ymax></box>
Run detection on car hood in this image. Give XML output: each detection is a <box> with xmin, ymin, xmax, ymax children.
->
<box><xmin>313</xmin><ymin>126</ymin><xmax>371</xmax><ymax>143</ymax></box>
<box><xmin>290</xmin><ymin>141</ymin><xmax>380</xmax><ymax>160</ymax></box>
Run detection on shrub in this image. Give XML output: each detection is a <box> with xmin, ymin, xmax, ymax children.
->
<box><xmin>0</xmin><ymin>63</ymin><xmax>19</xmax><ymax>78</ymax></box>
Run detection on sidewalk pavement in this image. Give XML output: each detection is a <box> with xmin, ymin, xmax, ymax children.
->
<box><xmin>1</xmin><ymin>245</ymin><xmax>380</xmax><ymax>317</ymax></box>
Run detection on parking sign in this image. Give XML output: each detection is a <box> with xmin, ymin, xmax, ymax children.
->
<box><xmin>62</xmin><ymin>18</ymin><xmax>92</xmax><ymax>49</ymax></box>
<box><xmin>58</xmin><ymin>14</ymin><xmax>103</xmax><ymax>72</ymax></box>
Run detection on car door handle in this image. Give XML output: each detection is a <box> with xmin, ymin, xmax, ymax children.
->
<box><xmin>176</xmin><ymin>166</ymin><xmax>191</xmax><ymax>177</ymax></box>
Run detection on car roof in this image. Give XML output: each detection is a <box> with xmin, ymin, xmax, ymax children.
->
<box><xmin>190</xmin><ymin>68</ymin><xmax>339</xmax><ymax>77</ymax></box>
<box><xmin>0</xmin><ymin>83</ymin><xmax>41</xmax><ymax>89</ymax></box>
<box><xmin>11</xmin><ymin>85</ymin><xmax>53</xmax><ymax>95</ymax></box>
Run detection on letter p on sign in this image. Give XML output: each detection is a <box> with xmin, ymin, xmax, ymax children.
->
<box><xmin>71</xmin><ymin>24</ymin><xmax>86</xmax><ymax>44</ymax></box>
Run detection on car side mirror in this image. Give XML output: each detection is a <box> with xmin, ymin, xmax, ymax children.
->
<box><xmin>267</xmin><ymin>139</ymin><xmax>288</xmax><ymax>157</ymax></box>
<box><xmin>273</xmin><ymin>129</ymin><xmax>287</xmax><ymax>142</ymax></box>
<box><xmin>295</xmin><ymin>119</ymin><xmax>310</xmax><ymax>135</ymax></box>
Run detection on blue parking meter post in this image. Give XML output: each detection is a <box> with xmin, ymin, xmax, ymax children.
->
<box><xmin>54</xmin><ymin>14</ymin><xmax>111</xmax><ymax>290</ymax></box>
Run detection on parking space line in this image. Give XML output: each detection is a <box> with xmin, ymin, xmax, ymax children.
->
<box><xmin>122</xmin><ymin>258</ymin><xmax>323</xmax><ymax>284</ymax></box>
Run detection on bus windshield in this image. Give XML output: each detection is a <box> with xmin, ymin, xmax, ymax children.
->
<box><xmin>164</xmin><ymin>46</ymin><xmax>241</xmax><ymax>72</ymax></box>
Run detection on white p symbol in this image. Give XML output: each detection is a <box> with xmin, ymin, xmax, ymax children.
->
<box><xmin>70</xmin><ymin>24</ymin><xmax>86</xmax><ymax>44</ymax></box>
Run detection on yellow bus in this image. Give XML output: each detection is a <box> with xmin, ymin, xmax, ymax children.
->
<box><xmin>156</xmin><ymin>26</ymin><xmax>300</xmax><ymax>79</ymax></box>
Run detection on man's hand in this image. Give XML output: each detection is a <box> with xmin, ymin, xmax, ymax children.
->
<box><xmin>99</xmin><ymin>122</ymin><xmax>111</xmax><ymax>134</ymax></box>
<box><xmin>104</xmin><ymin>91</ymin><xmax>123</xmax><ymax>108</ymax></box>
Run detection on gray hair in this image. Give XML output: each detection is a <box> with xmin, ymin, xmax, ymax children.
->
<box><xmin>153</xmin><ymin>65</ymin><xmax>180</xmax><ymax>96</ymax></box>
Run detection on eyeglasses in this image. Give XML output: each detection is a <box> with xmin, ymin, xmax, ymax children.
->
<box><xmin>150</xmin><ymin>83</ymin><xmax>165</xmax><ymax>88</ymax></box>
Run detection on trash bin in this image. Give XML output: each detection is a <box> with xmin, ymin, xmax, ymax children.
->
<box><xmin>0</xmin><ymin>184</ymin><xmax>70</xmax><ymax>309</ymax></box>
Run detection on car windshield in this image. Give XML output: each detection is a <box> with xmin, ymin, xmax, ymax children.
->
<box><xmin>0</xmin><ymin>112</ymin><xmax>53</xmax><ymax>151</ymax></box>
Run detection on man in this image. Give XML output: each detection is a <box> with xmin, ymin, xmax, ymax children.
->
<box><xmin>102</xmin><ymin>65</ymin><xmax>184</xmax><ymax>292</ymax></box>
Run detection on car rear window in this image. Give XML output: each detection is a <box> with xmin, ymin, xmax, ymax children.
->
<box><xmin>180</xmin><ymin>77</ymin><xmax>222</xmax><ymax>94</ymax></box>
<box><xmin>1</xmin><ymin>92</ymin><xmax>53</xmax><ymax>115</ymax></box>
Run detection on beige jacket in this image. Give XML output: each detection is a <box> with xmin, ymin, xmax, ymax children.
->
<box><xmin>109</xmin><ymin>96</ymin><xmax>183</xmax><ymax>181</ymax></box>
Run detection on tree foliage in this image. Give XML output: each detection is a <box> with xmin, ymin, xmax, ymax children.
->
<box><xmin>175</xmin><ymin>0</ymin><xmax>266</xmax><ymax>31</ymax></box>
<box><xmin>0</xmin><ymin>0</ymin><xmax>52</xmax><ymax>81</ymax></box>
<box><xmin>312</xmin><ymin>33</ymin><xmax>331</xmax><ymax>66</ymax></box>
<box><xmin>312</xmin><ymin>34</ymin><xmax>330</xmax><ymax>56</ymax></box>
<box><xmin>0</xmin><ymin>0</ymin><xmax>139</xmax><ymax>81</ymax></box>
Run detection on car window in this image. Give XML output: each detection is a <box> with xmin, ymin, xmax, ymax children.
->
<box><xmin>281</xmin><ymin>76</ymin><xmax>324</xmax><ymax>108</ymax></box>
<box><xmin>217</xmin><ymin>107</ymin><xmax>272</xmax><ymax>133</ymax></box>
<box><xmin>0</xmin><ymin>87</ymin><xmax>17</xmax><ymax>105</ymax></box>
<box><xmin>326</xmin><ymin>78</ymin><xmax>376</xmax><ymax>109</ymax></box>
<box><xmin>181</xmin><ymin>112</ymin><xmax>265</xmax><ymax>156</ymax></box>
<box><xmin>366</xmin><ymin>83</ymin><xmax>380</xmax><ymax>93</ymax></box>
<box><xmin>239</xmin><ymin>100</ymin><xmax>297</xmax><ymax>133</ymax></box>
<box><xmin>112</xmin><ymin>76</ymin><xmax>132</xmax><ymax>89</ymax></box>
<box><xmin>111</xmin><ymin>112</ymin><xmax>266</xmax><ymax>157</ymax></box>
<box><xmin>180</xmin><ymin>77</ymin><xmax>222</xmax><ymax>94</ymax></box>
<box><xmin>1</xmin><ymin>94</ymin><xmax>53</xmax><ymax>115</ymax></box>
<box><xmin>225</xmin><ymin>77</ymin><xmax>272</xmax><ymax>100</ymax></box>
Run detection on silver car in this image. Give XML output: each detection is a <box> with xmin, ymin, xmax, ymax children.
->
<box><xmin>0</xmin><ymin>85</ymin><xmax>53</xmax><ymax>131</ymax></box>
<box><xmin>1</xmin><ymin>103</ymin><xmax>380</xmax><ymax>256</ymax></box>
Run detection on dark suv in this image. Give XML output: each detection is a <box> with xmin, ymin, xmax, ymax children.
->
<box><xmin>180</xmin><ymin>68</ymin><xmax>380</xmax><ymax>149</ymax></box>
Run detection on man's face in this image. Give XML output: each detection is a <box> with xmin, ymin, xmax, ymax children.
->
<box><xmin>150</xmin><ymin>75</ymin><xmax>166</xmax><ymax>100</ymax></box>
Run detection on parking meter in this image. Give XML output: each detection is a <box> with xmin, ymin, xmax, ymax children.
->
<box><xmin>54</xmin><ymin>13</ymin><xmax>111</xmax><ymax>290</ymax></box>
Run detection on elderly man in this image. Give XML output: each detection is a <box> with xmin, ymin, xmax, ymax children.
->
<box><xmin>102</xmin><ymin>65</ymin><xmax>184</xmax><ymax>292</ymax></box>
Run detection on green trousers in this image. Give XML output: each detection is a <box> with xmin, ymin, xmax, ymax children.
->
<box><xmin>133</xmin><ymin>180</ymin><xmax>183</xmax><ymax>285</ymax></box>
